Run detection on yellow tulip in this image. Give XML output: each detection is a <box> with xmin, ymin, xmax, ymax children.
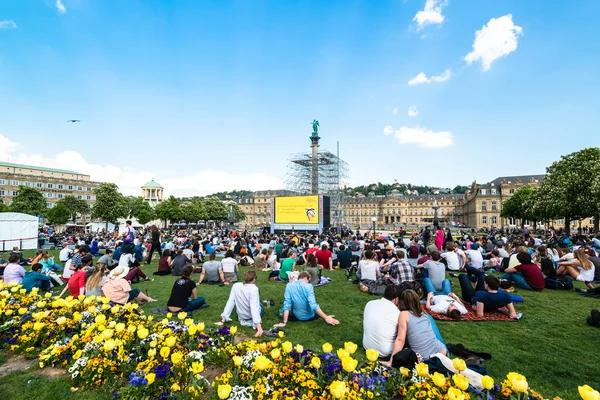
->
<box><xmin>342</xmin><ymin>357</ymin><xmax>358</xmax><ymax>373</ymax></box>
<box><xmin>184</xmin><ymin>318</ymin><xmax>194</xmax><ymax>326</ymax></box>
<box><xmin>5</xmin><ymin>310</ymin><xmax>13</xmax><ymax>316</ymax></box>
<box><xmin>149</xmin><ymin>340</ymin><xmax>157</xmax><ymax>348</ymax></box>
<box><xmin>115</xmin><ymin>323</ymin><xmax>125</xmax><ymax>333</ymax></box>
<box><xmin>295</xmin><ymin>344</ymin><xmax>304</xmax><ymax>354</ymax></box>
<box><xmin>400</xmin><ymin>367</ymin><xmax>410</xmax><ymax>377</ymax></box>
<box><xmin>336</xmin><ymin>348</ymin><xmax>349</xmax><ymax>360</ymax></box>
<box><xmin>481</xmin><ymin>376</ymin><xmax>494</xmax><ymax>391</ymax></box>
<box><xmin>329</xmin><ymin>380</ymin><xmax>347</xmax><ymax>399</ymax></box>
<box><xmin>254</xmin><ymin>355</ymin><xmax>271</xmax><ymax>370</ymax></box>
<box><xmin>165</xmin><ymin>336</ymin><xmax>177</xmax><ymax>347</ymax></box>
<box><xmin>146</xmin><ymin>373</ymin><xmax>155</xmax><ymax>385</ymax></box>
<box><xmin>56</xmin><ymin>317</ymin><xmax>66</xmax><ymax>326</ymax></box>
<box><xmin>160</xmin><ymin>347</ymin><xmax>170</xmax><ymax>358</ymax></box>
<box><xmin>229</xmin><ymin>326</ymin><xmax>237</xmax><ymax>335</ymax></box>
<box><xmin>448</xmin><ymin>387</ymin><xmax>465</xmax><ymax>400</ymax></box>
<box><xmin>111</xmin><ymin>305</ymin><xmax>120</xmax><ymax>314</ymax></box>
<box><xmin>579</xmin><ymin>385</ymin><xmax>600</xmax><ymax>400</ymax></box>
<box><xmin>270</xmin><ymin>349</ymin><xmax>281</xmax><ymax>359</ymax></box>
<box><xmin>95</xmin><ymin>314</ymin><xmax>106</xmax><ymax>324</ymax></box>
<box><xmin>511</xmin><ymin>374</ymin><xmax>528</xmax><ymax>393</ymax></box>
<box><xmin>344</xmin><ymin>341</ymin><xmax>358</xmax><ymax>355</ymax></box>
<box><xmin>18</xmin><ymin>308</ymin><xmax>28</xmax><ymax>315</ymax></box>
<box><xmin>453</xmin><ymin>374</ymin><xmax>469</xmax><ymax>391</ymax></box>
<box><xmin>166</xmin><ymin>312</ymin><xmax>172</xmax><ymax>318</ymax></box>
<box><xmin>147</xmin><ymin>349</ymin><xmax>157</xmax><ymax>358</ymax></box>
<box><xmin>310</xmin><ymin>357</ymin><xmax>321</xmax><ymax>369</ymax></box>
<box><xmin>137</xmin><ymin>328</ymin><xmax>149</xmax><ymax>339</ymax></box>
<box><xmin>177</xmin><ymin>312</ymin><xmax>187</xmax><ymax>320</ymax></box>
<box><xmin>233</xmin><ymin>356</ymin><xmax>243</xmax><ymax>367</ymax></box>
<box><xmin>415</xmin><ymin>363</ymin><xmax>429</xmax><ymax>377</ymax></box>
<box><xmin>127</xmin><ymin>325</ymin><xmax>137</xmax><ymax>334</ymax></box>
<box><xmin>197</xmin><ymin>322</ymin><xmax>205</xmax><ymax>332</ymax></box>
<box><xmin>432</xmin><ymin>372</ymin><xmax>446</xmax><ymax>388</ymax></box>
<box><xmin>365</xmin><ymin>349</ymin><xmax>379</xmax><ymax>362</ymax></box>
<box><xmin>33</xmin><ymin>322</ymin><xmax>45</xmax><ymax>331</ymax></box>
<box><xmin>278</xmin><ymin>330</ymin><xmax>284</xmax><ymax>338</ymax></box>
<box><xmin>452</xmin><ymin>358</ymin><xmax>467</xmax><ymax>372</ymax></box>
<box><xmin>187</xmin><ymin>324</ymin><xmax>197</xmax><ymax>336</ymax></box>
<box><xmin>171</xmin><ymin>351</ymin><xmax>183</xmax><ymax>365</ymax></box>
<box><xmin>190</xmin><ymin>361</ymin><xmax>204</xmax><ymax>375</ymax></box>
<box><xmin>218</xmin><ymin>384</ymin><xmax>232</xmax><ymax>399</ymax></box>
<box><xmin>103</xmin><ymin>339</ymin><xmax>115</xmax><ymax>352</ymax></box>
<box><xmin>282</xmin><ymin>341</ymin><xmax>293</xmax><ymax>354</ymax></box>
<box><xmin>102</xmin><ymin>329</ymin><xmax>114</xmax><ymax>340</ymax></box>
<box><xmin>322</xmin><ymin>343</ymin><xmax>333</xmax><ymax>353</ymax></box>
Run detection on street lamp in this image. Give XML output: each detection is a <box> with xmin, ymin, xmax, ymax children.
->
<box><xmin>371</xmin><ymin>217</ymin><xmax>377</xmax><ymax>238</ymax></box>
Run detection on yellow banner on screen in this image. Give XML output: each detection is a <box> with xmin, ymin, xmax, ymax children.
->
<box><xmin>274</xmin><ymin>196</ymin><xmax>320</xmax><ymax>224</ymax></box>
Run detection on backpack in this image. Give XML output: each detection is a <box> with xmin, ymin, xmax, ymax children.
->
<box><xmin>544</xmin><ymin>275</ymin><xmax>573</xmax><ymax>290</ymax></box>
<box><xmin>500</xmin><ymin>256</ymin><xmax>510</xmax><ymax>272</ymax></box>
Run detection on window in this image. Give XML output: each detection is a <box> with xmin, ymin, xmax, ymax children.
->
<box><xmin>86</xmin><ymin>195</ymin><xmax>92</xmax><ymax>200</ymax></box>
<box><xmin>12</xmin><ymin>191</ymin><xmax>17</xmax><ymax>196</ymax></box>
<box><xmin>36</xmin><ymin>182</ymin><xmax>43</xmax><ymax>188</ymax></box>
<box><xmin>47</xmin><ymin>202</ymin><xmax>54</xmax><ymax>208</ymax></box>
<box><xmin>11</xmin><ymin>180</ymin><xmax>19</xmax><ymax>186</ymax></box>
<box><xmin>481</xmin><ymin>201</ymin><xmax>487</xmax><ymax>211</ymax></box>
<box><xmin>491</xmin><ymin>201</ymin><xmax>497</xmax><ymax>211</ymax></box>
<box><xmin>0</xmin><ymin>179</ymin><xmax>5</xmax><ymax>185</ymax></box>
<box><xmin>482</xmin><ymin>216</ymin><xmax>487</xmax><ymax>225</ymax></box>
<box><xmin>68</xmin><ymin>185</ymin><xmax>73</xmax><ymax>190</ymax></box>
<box><xmin>47</xmin><ymin>183</ymin><xmax>53</xmax><ymax>188</ymax></box>
<box><xmin>57</xmin><ymin>194</ymin><xmax>64</xmax><ymax>199</ymax></box>
<box><xmin>508</xmin><ymin>217</ymin><xmax>516</xmax><ymax>225</ymax></box>
<box><xmin>78</xmin><ymin>186</ymin><xmax>83</xmax><ymax>191</ymax></box>
<box><xmin>0</xmin><ymin>190</ymin><xmax>5</xmax><ymax>196</ymax></box>
<box><xmin>77</xmin><ymin>195</ymin><xmax>83</xmax><ymax>199</ymax></box>
<box><xmin>46</xmin><ymin>193</ymin><xmax>53</xmax><ymax>198</ymax></box>
<box><xmin>491</xmin><ymin>188</ymin><xmax>496</xmax><ymax>195</ymax></box>
<box><xmin>480</xmin><ymin>189</ymin><xmax>486</xmax><ymax>195</ymax></box>
<box><xmin>509</xmin><ymin>188</ymin><xmax>515</xmax><ymax>194</ymax></box>
<box><xmin>58</xmin><ymin>184</ymin><xmax>63</xmax><ymax>189</ymax></box>
<box><xmin>491</xmin><ymin>216</ymin><xmax>497</xmax><ymax>225</ymax></box>
<box><xmin>87</xmin><ymin>187</ymin><xmax>92</xmax><ymax>191</ymax></box>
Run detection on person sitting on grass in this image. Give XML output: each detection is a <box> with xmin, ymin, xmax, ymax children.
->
<box><xmin>556</xmin><ymin>248</ymin><xmax>596</xmax><ymax>287</ymax></box>
<box><xmin>253</xmin><ymin>249</ymin><xmax>268</xmax><ymax>270</ymax></box>
<box><xmin>303</xmin><ymin>253</ymin><xmax>321</xmax><ymax>285</ymax></box>
<box><xmin>417</xmin><ymin>251</ymin><xmax>451</xmax><ymax>295</ymax></box>
<box><xmin>98</xmin><ymin>249</ymin><xmax>118</xmax><ymax>270</ymax></box>
<box><xmin>362</xmin><ymin>285</ymin><xmax>402</xmax><ymax>358</ymax></box>
<box><xmin>277</xmin><ymin>251</ymin><xmax>296</xmax><ymax>282</ymax></box>
<box><xmin>501</xmin><ymin>252</ymin><xmax>545</xmax><ymax>291</ymax></box>
<box><xmin>425</xmin><ymin>291</ymin><xmax>468</xmax><ymax>320</ymax></box>
<box><xmin>21</xmin><ymin>263</ymin><xmax>52</xmax><ymax>292</ymax></box>
<box><xmin>385</xmin><ymin>289</ymin><xmax>447</xmax><ymax>364</ymax></box>
<box><xmin>3</xmin><ymin>255</ymin><xmax>26</xmax><ymax>284</ymax></box>
<box><xmin>170</xmin><ymin>250</ymin><xmax>188</xmax><ymax>276</ymax></box>
<box><xmin>85</xmin><ymin>263</ymin><xmax>107</xmax><ymax>297</ymax></box>
<box><xmin>218</xmin><ymin>270</ymin><xmax>264</xmax><ymax>337</ymax></box>
<box><xmin>357</xmin><ymin>250</ymin><xmax>381</xmax><ymax>282</ymax></box>
<box><xmin>167</xmin><ymin>265</ymin><xmax>207</xmax><ymax>313</ymax></box>
<box><xmin>315</xmin><ymin>243</ymin><xmax>333</xmax><ymax>270</ymax></box>
<box><xmin>66</xmin><ymin>257</ymin><xmax>92</xmax><ymax>297</ymax></box>
<box><xmin>458</xmin><ymin>273</ymin><xmax>520</xmax><ymax>319</ymax></box>
<box><xmin>10</xmin><ymin>246</ymin><xmax>29</xmax><ymax>266</ymax></box>
<box><xmin>198</xmin><ymin>253</ymin><xmax>224</xmax><ymax>285</ymax></box>
<box><xmin>153</xmin><ymin>249</ymin><xmax>173</xmax><ymax>276</ymax></box>
<box><xmin>275</xmin><ymin>271</ymin><xmax>339</xmax><ymax>327</ymax></box>
<box><xmin>220</xmin><ymin>250</ymin><xmax>239</xmax><ymax>284</ymax></box>
<box><xmin>101</xmin><ymin>265</ymin><xmax>156</xmax><ymax>305</ymax></box>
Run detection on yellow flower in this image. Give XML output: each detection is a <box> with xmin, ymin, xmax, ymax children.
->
<box><xmin>166</xmin><ymin>312</ymin><xmax>172</xmax><ymax>318</ymax></box>
<box><xmin>365</xmin><ymin>349</ymin><xmax>379</xmax><ymax>362</ymax></box>
<box><xmin>102</xmin><ymin>329</ymin><xmax>114</xmax><ymax>340</ymax></box>
<box><xmin>188</xmin><ymin>325</ymin><xmax>197</xmax><ymax>336</ymax></box>
<box><xmin>233</xmin><ymin>356</ymin><xmax>243</xmax><ymax>367</ymax></box>
<box><xmin>73</xmin><ymin>350</ymin><xmax>83</xmax><ymax>360</ymax></box>
<box><xmin>171</xmin><ymin>351</ymin><xmax>183</xmax><ymax>365</ymax></box>
<box><xmin>190</xmin><ymin>361</ymin><xmax>204</xmax><ymax>375</ymax></box>
<box><xmin>56</xmin><ymin>316</ymin><xmax>66</xmax><ymax>326</ymax></box>
<box><xmin>278</xmin><ymin>330</ymin><xmax>284</xmax><ymax>338</ymax></box>
<box><xmin>254</xmin><ymin>355</ymin><xmax>271</xmax><ymax>370</ymax></box>
<box><xmin>103</xmin><ymin>339</ymin><xmax>115</xmax><ymax>352</ymax></box>
<box><xmin>197</xmin><ymin>322</ymin><xmax>205</xmax><ymax>332</ymax></box>
<box><xmin>432</xmin><ymin>372</ymin><xmax>446</xmax><ymax>387</ymax></box>
<box><xmin>149</xmin><ymin>340</ymin><xmax>157</xmax><ymax>348</ymax></box>
<box><xmin>481</xmin><ymin>376</ymin><xmax>494</xmax><ymax>390</ymax></box>
<box><xmin>110</xmin><ymin>305</ymin><xmax>120</xmax><ymax>314</ymax></box>
<box><xmin>510</xmin><ymin>374</ymin><xmax>528</xmax><ymax>393</ymax></box>
<box><xmin>416</xmin><ymin>363</ymin><xmax>429</xmax><ymax>377</ymax></box>
<box><xmin>137</xmin><ymin>327</ymin><xmax>149</xmax><ymax>339</ymax></box>
<box><xmin>322</xmin><ymin>343</ymin><xmax>333</xmax><ymax>353</ymax></box>
<box><xmin>164</xmin><ymin>336</ymin><xmax>177</xmax><ymax>347</ymax></box>
<box><xmin>310</xmin><ymin>357</ymin><xmax>321</xmax><ymax>369</ymax></box>
<box><xmin>344</xmin><ymin>341</ymin><xmax>358</xmax><ymax>355</ymax></box>
<box><xmin>229</xmin><ymin>326</ymin><xmax>237</xmax><ymax>335</ymax></box>
<box><xmin>218</xmin><ymin>384</ymin><xmax>232</xmax><ymax>399</ymax></box>
<box><xmin>147</xmin><ymin>348</ymin><xmax>157</xmax><ymax>358</ymax></box>
<box><xmin>282</xmin><ymin>341</ymin><xmax>293</xmax><ymax>354</ymax></box>
<box><xmin>270</xmin><ymin>349</ymin><xmax>281</xmax><ymax>360</ymax></box>
<box><xmin>160</xmin><ymin>347</ymin><xmax>170</xmax><ymax>358</ymax></box>
<box><xmin>330</xmin><ymin>380</ymin><xmax>347</xmax><ymax>399</ymax></box>
<box><xmin>171</xmin><ymin>382</ymin><xmax>181</xmax><ymax>392</ymax></box>
<box><xmin>115</xmin><ymin>323</ymin><xmax>125</xmax><ymax>333</ymax></box>
<box><xmin>336</xmin><ymin>348</ymin><xmax>349</xmax><ymax>360</ymax></box>
<box><xmin>453</xmin><ymin>374</ymin><xmax>469</xmax><ymax>390</ymax></box>
<box><xmin>400</xmin><ymin>367</ymin><xmax>410</xmax><ymax>377</ymax></box>
<box><xmin>453</xmin><ymin>358</ymin><xmax>467</xmax><ymax>372</ymax></box>
<box><xmin>579</xmin><ymin>385</ymin><xmax>600</xmax><ymax>400</ymax></box>
<box><xmin>33</xmin><ymin>322</ymin><xmax>45</xmax><ymax>331</ymax></box>
<box><xmin>295</xmin><ymin>344</ymin><xmax>304</xmax><ymax>354</ymax></box>
<box><xmin>177</xmin><ymin>312</ymin><xmax>187</xmax><ymax>320</ymax></box>
<box><xmin>341</xmin><ymin>357</ymin><xmax>358</xmax><ymax>373</ymax></box>
<box><xmin>448</xmin><ymin>387</ymin><xmax>465</xmax><ymax>400</ymax></box>
<box><xmin>146</xmin><ymin>373</ymin><xmax>155</xmax><ymax>385</ymax></box>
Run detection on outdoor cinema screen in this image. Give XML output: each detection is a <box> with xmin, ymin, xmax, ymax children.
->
<box><xmin>274</xmin><ymin>196</ymin><xmax>320</xmax><ymax>225</ymax></box>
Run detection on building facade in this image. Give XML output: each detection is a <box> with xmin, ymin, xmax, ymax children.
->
<box><xmin>235</xmin><ymin>190</ymin><xmax>297</xmax><ymax>227</ymax></box>
<box><xmin>0</xmin><ymin>161</ymin><xmax>100</xmax><ymax>211</ymax></box>
<box><xmin>141</xmin><ymin>179</ymin><xmax>164</xmax><ymax>208</ymax></box>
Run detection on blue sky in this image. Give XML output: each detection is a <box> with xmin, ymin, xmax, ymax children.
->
<box><xmin>1</xmin><ymin>0</ymin><xmax>599</xmax><ymax>196</ymax></box>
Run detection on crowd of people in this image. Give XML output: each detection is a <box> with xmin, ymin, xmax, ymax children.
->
<box><xmin>2</xmin><ymin>222</ymin><xmax>600</xmax><ymax>366</ymax></box>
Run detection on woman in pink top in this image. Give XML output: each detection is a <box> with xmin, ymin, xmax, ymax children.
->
<box><xmin>435</xmin><ymin>227</ymin><xmax>445</xmax><ymax>251</ymax></box>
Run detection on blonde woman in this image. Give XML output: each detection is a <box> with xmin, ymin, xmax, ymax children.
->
<box><xmin>557</xmin><ymin>248</ymin><xmax>595</xmax><ymax>284</ymax></box>
<box><xmin>86</xmin><ymin>263</ymin><xmax>107</xmax><ymax>297</ymax></box>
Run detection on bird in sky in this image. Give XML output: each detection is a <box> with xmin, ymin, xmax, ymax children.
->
<box><xmin>67</xmin><ymin>120</ymin><xmax>81</xmax><ymax>123</ymax></box>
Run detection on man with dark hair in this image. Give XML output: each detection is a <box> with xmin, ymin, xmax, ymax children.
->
<box><xmin>458</xmin><ymin>274</ymin><xmax>521</xmax><ymax>319</ymax></box>
<box><xmin>336</xmin><ymin>245</ymin><xmax>352</xmax><ymax>270</ymax></box>
<box><xmin>198</xmin><ymin>253</ymin><xmax>223</xmax><ymax>285</ymax></box>
<box><xmin>21</xmin><ymin>263</ymin><xmax>52</xmax><ymax>292</ymax></box>
<box><xmin>425</xmin><ymin>291</ymin><xmax>468</xmax><ymax>320</ymax></box>
<box><xmin>71</xmin><ymin>245</ymin><xmax>89</xmax><ymax>269</ymax></box>
<box><xmin>98</xmin><ymin>249</ymin><xmax>118</xmax><ymax>270</ymax></box>
<box><xmin>276</xmin><ymin>271</ymin><xmax>339</xmax><ymax>326</ymax></box>
<box><xmin>122</xmin><ymin>220</ymin><xmax>135</xmax><ymax>244</ymax></box>
<box><xmin>315</xmin><ymin>243</ymin><xmax>333</xmax><ymax>270</ymax></box>
<box><xmin>362</xmin><ymin>285</ymin><xmax>403</xmax><ymax>357</ymax></box>
<box><xmin>501</xmin><ymin>252</ymin><xmax>545</xmax><ymax>291</ymax></box>
<box><xmin>219</xmin><ymin>270</ymin><xmax>264</xmax><ymax>337</ymax></box>
<box><xmin>418</xmin><ymin>251</ymin><xmax>451</xmax><ymax>295</ymax></box>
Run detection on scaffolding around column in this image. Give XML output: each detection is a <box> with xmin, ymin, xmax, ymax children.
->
<box><xmin>283</xmin><ymin>150</ymin><xmax>349</xmax><ymax>229</ymax></box>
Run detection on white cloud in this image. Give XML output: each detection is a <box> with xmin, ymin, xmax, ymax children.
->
<box><xmin>0</xmin><ymin>20</ymin><xmax>17</xmax><ymax>29</ymax></box>
<box><xmin>56</xmin><ymin>0</ymin><xmax>67</xmax><ymax>14</ymax></box>
<box><xmin>408</xmin><ymin>106</ymin><xmax>419</xmax><ymax>117</ymax></box>
<box><xmin>413</xmin><ymin>0</ymin><xmax>446</xmax><ymax>30</ymax></box>
<box><xmin>408</xmin><ymin>69</ymin><xmax>451</xmax><ymax>85</ymax></box>
<box><xmin>392</xmin><ymin>107</ymin><xmax>399</xmax><ymax>115</ymax></box>
<box><xmin>464</xmin><ymin>14</ymin><xmax>523</xmax><ymax>71</ymax></box>
<box><xmin>382</xmin><ymin>126</ymin><xmax>453</xmax><ymax>148</ymax></box>
<box><xmin>0</xmin><ymin>134</ymin><xmax>283</xmax><ymax>197</ymax></box>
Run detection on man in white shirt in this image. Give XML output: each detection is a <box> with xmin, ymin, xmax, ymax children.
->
<box><xmin>219</xmin><ymin>270</ymin><xmax>263</xmax><ymax>337</ymax></box>
<box><xmin>357</xmin><ymin>250</ymin><xmax>380</xmax><ymax>282</ymax></box>
<box><xmin>425</xmin><ymin>291</ymin><xmax>468</xmax><ymax>320</ymax></box>
<box><xmin>441</xmin><ymin>243</ymin><xmax>460</xmax><ymax>271</ymax></box>
<box><xmin>59</xmin><ymin>243</ymin><xmax>72</xmax><ymax>263</ymax></box>
<box><xmin>466</xmin><ymin>244</ymin><xmax>484</xmax><ymax>269</ymax></box>
<box><xmin>362</xmin><ymin>285</ymin><xmax>403</xmax><ymax>358</ymax></box>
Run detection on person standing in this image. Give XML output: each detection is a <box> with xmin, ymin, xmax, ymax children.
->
<box><xmin>146</xmin><ymin>225</ymin><xmax>162</xmax><ymax>264</ymax></box>
<box><xmin>435</xmin><ymin>227</ymin><xmax>445</xmax><ymax>252</ymax></box>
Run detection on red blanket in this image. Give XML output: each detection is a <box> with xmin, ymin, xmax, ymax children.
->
<box><xmin>423</xmin><ymin>303</ymin><xmax>517</xmax><ymax>322</ymax></box>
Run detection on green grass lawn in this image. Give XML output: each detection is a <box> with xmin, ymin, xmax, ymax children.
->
<box><xmin>1</xmin><ymin>249</ymin><xmax>598</xmax><ymax>399</ymax></box>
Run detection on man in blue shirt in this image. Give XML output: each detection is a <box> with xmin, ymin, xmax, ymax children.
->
<box><xmin>275</xmin><ymin>272</ymin><xmax>339</xmax><ymax>326</ymax></box>
<box><xmin>21</xmin><ymin>263</ymin><xmax>52</xmax><ymax>292</ymax></box>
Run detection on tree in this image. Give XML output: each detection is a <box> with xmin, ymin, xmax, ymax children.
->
<box><xmin>58</xmin><ymin>195</ymin><xmax>89</xmax><ymax>222</ymax></box>
<box><xmin>91</xmin><ymin>183</ymin><xmax>128</xmax><ymax>231</ymax></box>
<box><xmin>538</xmin><ymin>147</ymin><xmax>600</xmax><ymax>234</ymax></box>
<box><xmin>181</xmin><ymin>199</ymin><xmax>206</xmax><ymax>224</ymax></box>
<box><xmin>203</xmin><ymin>198</ymin><xmax>228</xmax><ymax>223</ymax></box>
<box><xmin>10</xmin><ymin>186</ymin><xmax>47</xmax><ymax>216</ymax></box>
<box><xmin>0</xmin><ymin>200</ymin><xmax>9</xmax><ymax>213</ymax></box>
<box><xmin>154</xmin><ymin>196</ymin><xmax>182</xmax><ymax>225</ymax></box>
<box><xmin>46</xmin><ymin>202</ymin><xmax>71</xmax><ymax>225</ymax></box>
<box><xmin>230</xmin><ymin>202</ymin><xmax>246</xmax><ymax>221</ymax></box>
<box><xmin>126</xmin><ymin>197</ymin><xmax>156</xmax><ymax>225</ymax></box>
<box><xmin>500</xmin><ymin>186</ymin><xmax>534</xmax><ymax>229</ymax></box>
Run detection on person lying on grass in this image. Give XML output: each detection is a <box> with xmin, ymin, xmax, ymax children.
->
<box><xmin>458</xmin><ymin>273</ymin><xmax>521</xmax><ymax>320</ymax></box>
<box><xmin>425</xmin><ymin>291</ymin><xmax>468</xmax><ymax>320</ymax></box>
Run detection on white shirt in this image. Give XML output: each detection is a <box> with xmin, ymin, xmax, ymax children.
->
<box><xmin>441</xmin><ymin>251</ymin><xmax>460</xmax><ymax>271</ymax></box>
<box><xmin>62</xmin><ymin>259</ymin><xmax>74</xmax><ymax>279</ymax></box>
<box><xmin>164</xmin><ymin>242</ymin><xmax>175</xmax><ymax>250</ymax></box>
<box><xmin>118</xmin><ymin>253</ymin><xmax>135</xmax><ymax>268</ymax></box>
<box><xmin>267</xmin><ymin>254</ymin><xmax>278</xmax><ymax>270</ymax></box>
<box><xmin>221</xmin><ymin>257</ymin><xmax>238</xmax><ymax>273</ymax></box>
<box><xmin>429</xmin><ymin>295</ymin><xmax>468</xmax><ymax>315</ymax></box>
<box><xmin>363</xmin><ymin>298</ymin><xmax>400</xmax><ymax>357</ymax></box>
<box><xmin>358</xmin><ymin>240</ymin><xmax>366</xmax><ymax>251</ymax></box>
<box><xmin>183</xmin><ymin>249</ymin><xmax>194</xmax><ymax>260</ymax></box>
<box><xmin>358</xmin><ymin>260</ymin><xmax>379</xmax><ymax>281</ymax></box>
<box><xmin>221</xmin><ymin>283</ymin><xmax>262</xmax><ymax>327</ymax></box>
<box><xmin>466</xmin><ymin>249</ymin><xmax>484</xmax><ymax>269</ymax></box>
<box><xmin>59</xmin><ymin>248</ymin><xmax>72</xmax><ymax>262</ymax></box>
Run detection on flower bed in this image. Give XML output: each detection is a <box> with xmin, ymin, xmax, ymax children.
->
<box><xmin>0</xmin><ymin>283</ymin><xmax>596</xmax><ymax>400</ymax></box>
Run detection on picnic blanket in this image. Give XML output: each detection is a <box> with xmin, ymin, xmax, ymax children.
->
<box><xmin>423</xmin><ymin>302</ymin><xmax>517</xmax><ymax>322</ymax></box>
<box><xmin>314</xmin><ymin>277</ymin><xmax>332</xmax><ymax>287</ymax></box>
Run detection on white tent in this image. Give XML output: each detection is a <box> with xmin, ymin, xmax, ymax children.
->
<box><xmin>0</xmin><ymin>212</ymin><xmax>38</xmax><ymax>251</ymax></box>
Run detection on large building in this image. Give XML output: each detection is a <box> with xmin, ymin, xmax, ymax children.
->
<box><xmin>0</xmin><ymin>162</ymin><xmax>100</xmax><ymax>211</ymax></box>
<box><xmin>235</xmin><ymin>190</ymin><xmax>297</xmax><ymax>227</ymax></box>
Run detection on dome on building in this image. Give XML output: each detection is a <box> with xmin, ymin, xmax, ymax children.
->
<box><xmin>142</xmin><ymin>178</ymin><xmax>163</xmax><ymax>189</ymax></box>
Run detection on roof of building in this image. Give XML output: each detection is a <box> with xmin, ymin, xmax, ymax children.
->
<box><xmin>142</xmin><ymin>179</ymin><xmax>163</xmax><ymax>188</ymax></box>
<box><xmin>488</xmin><ymin>175</ymin><xmax>545</xmax><ymax>186</ymax></box>
<box><xmin>0</xmin><ymin>161</ymin><xmax>87</xmax><ymax>176</ymax></box>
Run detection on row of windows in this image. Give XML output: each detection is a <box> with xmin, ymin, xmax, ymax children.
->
<box><xmin>481</xmin><ymin>216</ymin><xmax>498</xmax><ymax>225</ymax></box>
<box><xmin>350</xmin><ymin>201</ymin><xmax>458</xmax><ymax>208</ymax></box>
<box><xmin>0</xmin><ymin>190</ymin><xmax>94</xmax><ymax>200</ymax></box>
<box><xmin>0</xmin><ymin>179</ymin><xmax>93</xmax><ymax>191</ymax></box>
<box><xmin>481</xmin><ymin>201</ymin><xmax>498</xmax><ymax>211</ymax></box>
